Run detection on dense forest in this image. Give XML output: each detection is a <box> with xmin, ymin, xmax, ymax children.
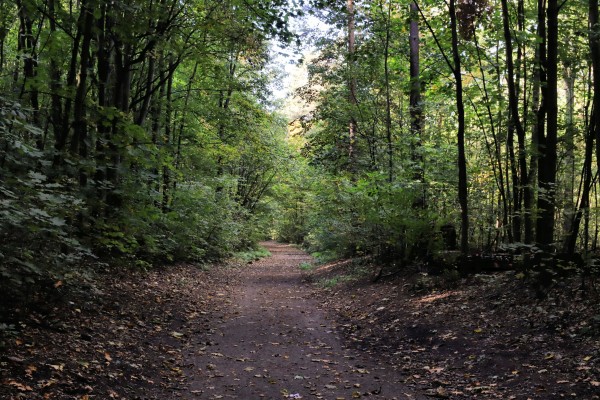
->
<box><xmin>284</xmin><ymin>0</ymin><xmax>600</xmax><ymax>263</ymax></box>
<box><xmin>2</xmin><ymin>0</ymin><xmax>600</xmax><ymax>300</ymax></box>
<box><xmin>0</xmin><ymin>0</ymin><xmax>300</xmax><ymax>300</ymax></box>
<box><xmin>276</xmin><ymin>0</ymin><xmax>600</xmax><ymax>278</ymax></box>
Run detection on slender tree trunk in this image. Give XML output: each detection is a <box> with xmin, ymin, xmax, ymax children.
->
<box><xmin>347</xmin><ymin>0</ymin><xmax>357</xmax><ymax>173</ymax></box>
<box><xmin>410</xmin><ymin>1</ymin><xmax>423</xmax><ymax>190</ymax></box>
<box><xmin>516</xmin><ymin>0</ymin><xmax>534</xmax><ymax>243</ymax></box>
<box><xmin>564</xmin><ymin>0</ymin><xmax>600</xmax><ymax>255</ymax></box>
<box><xmin>383</xmin><ymin>1</ymin><xmax>393</xmax><ymax>183</ymax></box>
<box><xmin>562</xmin><ymin>63</ymin><xmax>576</xmax><ymax>239</ymax></box>
<box><xmin>473</xmin><ymin>32</ymin><xmax>510</xmax><ymax>242</ymax></box>
<box><xmin>173</xmin><ymin>62</ymin><xmax>199</xmax><ymax>192</ymax></box>
<box><xmin>162</xmin><ymin>62</ymin><xmax>174</xmax><ymax>212</ymax></box>
<box><xmin>501</xmin><ymin>0</ymin><xmax>529</xmax><ymax>243</ymax></box>
<box><xmin>536</xmin><ymin>0</ymin><xmax>558</xmax><ymax>248</ymax></box>
<box><xmin>136</xmin><ymin>55</ymin><xmax>156</xmax><ymax>126</ymax></box>
<box><xmin>70</xmin><ymin>0</ymin><xmax>95</xmax><ymax>186</ymax></box>
<box><xmin>16</xmin><ymin>0</ymin><xmax>40</xmax><ymax>128</ymax></box>
<box><xmin>15</xmin><ymin>0</ymin><xmax>44</xmax><ymax>150</ymax></box>
<box><xmin>48</xmin><ymin>0</ymin><xmax>64</xmax><ymax>156</ymax></box>
<box><xmin>526</xmin><ymin>0</ymin><xmax>546</xmax><ymax>244</ymax></box>
<box><xmin>449</xmin><ymin>0</ymin><xmax>469</xmax><ymax>254</ymax></box>
<box><xmin>594</xmin><ymin>1</ymin><xmax>600</xmax><ymax>187</ymax></box>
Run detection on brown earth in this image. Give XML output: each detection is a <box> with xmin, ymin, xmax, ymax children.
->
<box><xmin>183</xmin><ymin>242</ymin><xmax>423</xmax><ymax>400</ymax></box>
<box><xmin>1</xmin><ymin>241</ymin><xmax>599</xmax><ymax>399</ymax></box>
<box><xmin>306</xmin><ymin>255</ymin><xmax>600</xmax><ymax>399</ymax></box>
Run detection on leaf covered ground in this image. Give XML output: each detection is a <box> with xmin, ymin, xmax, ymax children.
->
<box><xmin>306</xmin><ymin>258</ymin><xmax>600</xmax><ymax>399</ymax></box>
<box><xmin>1</xmin><ymin>243</ymin><xmax>599</xmax><ymax>399</ymax></box>
<box><xmin>0</xmin><ymin>261</ymin><xmax>235</xmax><ymax>399</ymax></box>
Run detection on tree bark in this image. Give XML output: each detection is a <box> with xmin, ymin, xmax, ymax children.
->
<box><xmin>564</xmin><ymin>0</ymin><xmax>600</xmax><ymax>254</ymax></box>
<box><xmin>70</xmin><ymin>0</ymin><xmax>95</xmax><ymax>186</ymax></box>
<box><xmin>409</xmin><ymin>1</ymin><xmax>423</xmax><ymax>188</ymax></box>
<box><xmin>449</xmin><ymin>0</ymin><xmax>469</xmax><ymax>254</ymax></box>
<box><xmin>501</xmin><ymin>0</ymin><xmax>529</xmax><ymax>243</ymax></box>
<box><xmin>536</xmin><ymin>0</ymin><xmax>558</xmax><ymax>249</ymax></box>
<box><xmin>347</xmin><ymin>0</ymin><xmax>358</xmax><ymax>173</ymax></box>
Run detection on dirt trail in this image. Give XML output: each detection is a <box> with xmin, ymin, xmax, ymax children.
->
<box><xmin>184</xmin><ymin>242</ymin><xmax>423</xmax><ymax>400</ymax></box>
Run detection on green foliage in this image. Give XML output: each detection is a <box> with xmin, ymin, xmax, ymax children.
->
<box><xmin>319</xmin><ymin>276</ymin><xmax>342</xmax><ymax>288</ymax></box>
<box><xmin>0</xmin><ymin>99</ymin><xmax>92</xmax><ymax>300</ymax></box>
<box><xmin>0</xmin><ymin>0</ymin><xmax>299</xmax><ymax>307</ymax></box>
<box><xmin>301</xmin><ymin>172</ymin><xmax>440</xmax><ymax>262</ymax></box>
<box><xmin>298</xmin><ymin>262</ymin><xmax>314</xmax><ymax>271</ymax></box>
<box><xmin>234</xmin><ymin>246</ymin><xmax>272</xmax><ymax>263</ymax></box>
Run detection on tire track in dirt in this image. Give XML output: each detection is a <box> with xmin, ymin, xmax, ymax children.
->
<box><xmin>184</xmin><ymin>242</ymin><xmax>424</xmax><ymax>400</ymax></box>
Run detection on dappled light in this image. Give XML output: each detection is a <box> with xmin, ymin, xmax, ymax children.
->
<box><xmin>1</xmin><ymin>0</ymin><xmax>600</xmax><ymax>398</ymax></box>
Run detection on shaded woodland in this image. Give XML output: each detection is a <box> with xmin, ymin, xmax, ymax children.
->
<box><xmin>1</xmin><ymin>0</ymin><xmax>599</xmax><ymax>341</ymax></box>
<box><xmin>1</xmin><ymin>1</ymin><xmax>600</xmax><ymax>399</ymax></box>
<box><xmin>276</xmin><ymin>0</ymin><xmax>600</xmax><ymax>284</ymax></box>
<box><xmin>0</xmin><ymin>0</ymin><xmax>297</xmax><ymax>303</ymax></box>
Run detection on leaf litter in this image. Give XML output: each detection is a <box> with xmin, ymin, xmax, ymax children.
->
<box><xmin>4</xmin><ymin>241</ymin><xmax>596</xmax><ymax>399</ymax></box>
<box><xmin>0</xmin><ymin>261</ymin><xmax>237</xmax><ymax>399</ymax></box>
<box><xmin>307</xmin><ymin>260</ymin><xmax>600</xmax><ymax>399</ymax></box>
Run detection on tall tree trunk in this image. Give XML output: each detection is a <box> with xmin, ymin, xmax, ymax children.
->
<box><xmin>70</xmin><ymin>0</ymin><xmax>95</xmax><ymax>187</ymax></box>
<box><xmin>516</xmin><ymin>0</ymin><xmax>534</xmax><ymax>243</ymax></box>
<box><xmin>95</xmin><ymin>2</ymin><xmax>111</xmax><ymax>150</ymax></box>
<box><xmin>536</xmin><ymin>0</ymin><xmax>558</xmax><ymax>249</ymax></box>
<box><xmin>410</xmin><ymin>1</ymin><xmax>423</xmax><ymax>190</ymax></box>
<box><xmin>526</xmin><ymin>0</ymin><xmax>547</xmax><ymax>244</ymax></box>
<box><xmin>16</xmin><ymin>0</ymin><xmax>39</xmax><ymax>123</ymax></box>
<box><xmin>347</xmin><ymin>0</ymin><xmax>357</xmax><ymax>173</ymax></box>
<box><xmin>562</xmin><ymin>63</ymin><xmax>576</xmax><ymax>239</ymax></box>
<box><xmin>564</xmin><ymin>0</ymin><xmax>600</xmax><ymax>255</ymax></box>
<box><xmin>173</xmin><ymin>62</ymin><xmax>199</xmax><ymax>192</ymax></box>
<box><xmin>383</xmin><ymin>0</ymin><xmax>393</xmax><ymax>183</ymax></box>
<box><xmin>162</xmin><ymin>62</ymin><xmax>174</xmax><ymax>212</ymax></box>
<box><xmin>48</xmin><ymin>0</ymin><xmax>64</xmax><ymax>156</ymax></box>
<box><xmin>450</xmin><ymin>0</ymin><xmax>469</xmax><ymax>254</ymax></box>
<box><xmin>473</xmin><ymin>32</ymin><xmax>510</xmax><ymax>243</ymax></box>
<box><xmin>501</xmin><ymin>0</ymin><xmax>528</xmax><ymax>243</ymax></box>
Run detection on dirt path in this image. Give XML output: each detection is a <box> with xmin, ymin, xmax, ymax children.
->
<box><xmin>184</xmin><ymin>242</ymin><xmax>424</xmax><ymax>400</ymax></box>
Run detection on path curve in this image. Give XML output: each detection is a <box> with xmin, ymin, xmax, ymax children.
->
<box><xmin>185</xmin><ymin>242</ymin><xmax>423</xmax><ymax>400</ymax></box>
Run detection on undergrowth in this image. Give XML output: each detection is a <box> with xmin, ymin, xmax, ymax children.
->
<box><xmin>234</xmin><ymin>246</ymin><xmax>272</xmax><ymax>263</ymax></box>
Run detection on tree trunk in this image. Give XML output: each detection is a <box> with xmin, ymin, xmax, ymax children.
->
<box><xmin>162</xmin><ymin>62</ymin><xmax>174</xmax><ymax>212</ymax></box>
<box><xmin>564</xmin><ymin>0</ymin><xmax>600</xmax><ymax>255</ymax></box>
<box><xmin>473</xmin><ymin>32</ymin><xmax>510</xmax><ymax>243</ymax></box>
<box><xmin>70</xmin><ymin>0</ymin><xmax>95</xmax><ymax>186</ymax></box>
<box><xmin>347</xmin><ymin>0</ymin><xmax>357</xmax><ymax>173</ymax></box>
<box><xmin>449</xmin><ymin>0</ymin><xmax>469</xmax><ymax>254</ymax></box>
<box><xmin>410</xmin><ymin>1</ymin><xmax>423</xmax><ymax>189</ymax></box>
<box><xmin>536</xmin><ymin>0</ymin><xmax>558</xmax><ymax>249</ymax></box>
<box><xmin>501</xmin><ymin>0</ymin><xmax>529</xmax><ymax>243</ymax></box>
<box><xmin>383</xmin><ymin>1</ymin><xmax>393</xmax><ymax>183</ymax></box>
<box><xmin>48</xmin><ymin>0</ymin><xmax>64</xmax><ymax>156</ymax></box>
<box><xmin>561</xmin><ymin>63</ymin><xmax>576</xmax><ymax>240</ymax></box>
<box><xmin>16</xmin><ymin>0</ymin><xmax>40</xmax><ymax>128</ymax></box>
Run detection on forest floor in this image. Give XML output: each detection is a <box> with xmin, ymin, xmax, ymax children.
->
<box><xmin>1</xmin><ymin>241</ymin><xmax>599</xmax><ymax>399</ymax></box>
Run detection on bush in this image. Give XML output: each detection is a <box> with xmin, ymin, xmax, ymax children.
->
<box><xmin>303</xmin><ymin>173</ymin><xmax>440</xmax><ymax>263</ymax></box>
<box><xmin>0</xmin><ymin>99</ymin><xmax>92</xmax><ymax>304</ymax></box>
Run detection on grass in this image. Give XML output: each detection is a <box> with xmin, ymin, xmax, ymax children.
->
<box><xmin>298</xmin><ymin>262</ymin><xmax>314</xmax><ymax>271</ymax></box>
<box><xmin>310</xmin><ymin>250</ymin><xmax>338</xmax><ymax>264</ymax></box>
<box><xmin>318</xmin><ymin>275</ymin><xmax>354</xmax><ymax>288</ymax></box>
<box><xmin>234</xmin><ymin>246</ymin><xmax>271</xmax><ymax>263</ymax></box>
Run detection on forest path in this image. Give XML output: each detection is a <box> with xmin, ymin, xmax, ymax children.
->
<box><xmin>184</xmin><ymin>241</ymin><xmax>424</xmax><ymax>400</ymax></box>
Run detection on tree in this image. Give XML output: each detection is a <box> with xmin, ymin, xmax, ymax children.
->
<box><xmin>409</xmin><ymin>1</ymin><xmax>424</xmax><ymax>188</ymax></box>
<box><xmin>536</xmin><ymin>0</ymin><xmax>559</xmax><ymax>249</ymax></box>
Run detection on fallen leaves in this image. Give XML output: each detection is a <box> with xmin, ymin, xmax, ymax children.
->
<box><xmin>0</xmin><ymin>263</ymin><xmax>228</xmax><ymax>399</ymax></box>
<box><xmin>312</xmin><ymin>262</ymin><xmax>600</xmax><ymax>399</ymax></box>
<box><xmin>2</xmin><ymin>243</ymin><xmax>599</xmax><ymax>400</ymax></box>
<box><xmin>4</xmin><ymin>379</ymin><xmax>33</xmax><ymax>391</ymax></box>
